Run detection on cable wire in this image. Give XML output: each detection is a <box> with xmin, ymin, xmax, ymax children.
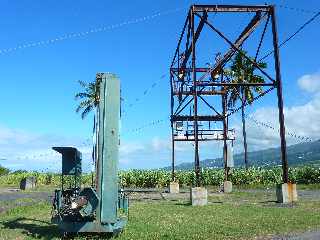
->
<box><xmin>246</xmin><ymin>114</ymin><xmax>313</xmax><ymax>142</ymax></box>
<box><xmin>278</xmin><ymin>4</ymin><xmax>318</xmax><ymax>15</ymax></box>
<box><xmin>0</xmin><ymin>7</ymin><xmax>186</xmax><ymax>55</ymax></box>
<box><xmin>259</xmin><ymin>10</ymin><xmax>320</xmax><ymax>61</ymax></box>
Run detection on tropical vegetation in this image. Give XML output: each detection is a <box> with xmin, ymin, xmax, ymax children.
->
<box><xmin>0</xmin><ymin>167</ymin><xmax>319</xmax><ymax>188</ymax></box>
<box><xmin>226</xmin><ymin>50</ymin><xmax>267</xmax><ymax>169</ymax></box>
<box><xmin>75</xmin><ymin>76</ymin><xmax>101</xmax><ymax>119</ymax></box>
<box><xmin>0</xmin><ymin>165</ymin><xmax>9</xmax><ymax>176</ymax></box>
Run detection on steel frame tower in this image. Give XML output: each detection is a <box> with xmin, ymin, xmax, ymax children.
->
<box><xmin>170</xmin><ymin>4</ymin><xmax>288</xmax><ymax>186</ymax></box>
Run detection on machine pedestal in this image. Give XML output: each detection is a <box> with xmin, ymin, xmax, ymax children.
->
<box><xmin>190</xmin><ymin>187</ymin><xmax>208</xmax><ymax>206</ymax></box>
<box><xmin>276</xmin><ymin>183</ymin><xmax>298</xmax><ymax>203</ymax></box>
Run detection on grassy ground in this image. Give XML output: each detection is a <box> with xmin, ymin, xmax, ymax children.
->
<box><xmin>0</xmin><ymin>187</ymin><xmax>319</xmax><ymax>240</ymax></box>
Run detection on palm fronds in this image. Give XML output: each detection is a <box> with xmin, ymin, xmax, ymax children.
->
<box><xmin>226</xmin><ymin>50</ymin><xmax>267</xmax><ymax>108</ymax></box>
<box><xmin>75</xmin><ymin>78</ymin><xmax>101</xmax><ymax>119</ymax></box>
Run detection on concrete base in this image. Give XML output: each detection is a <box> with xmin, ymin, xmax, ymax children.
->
<box><xmin>169</xmin><ymin>182</ymin><xmax>179</xmax><ymax>194</ymax></box>
<box><xmin>190</xmin><ymin>187</ymin><xmax>208</xmax><ymax>206</ymax></box>
<box><xmin>20</xmin><ymin>176</ymin><xmax>36</xmax><ymax>190</ymax></box>
<box><xmin>276</xmin><ymin>183</ymin><xmax>298</xmax><ymax>203</ymax></box>
<box><xmin>223</xmin><ymin>181</ymin><xmax>233</xmax><ymax>193</ymax></box>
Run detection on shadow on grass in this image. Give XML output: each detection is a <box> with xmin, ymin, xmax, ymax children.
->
<box><xmin>259</xmin><ymin>200</ymin><xmax>278</xmax><ymax>204</ymax></box>
<box><xmin>1</xmin><ymin>217</ymin><xmax>60</xmax><ymax>240</ymax></box>
<box><xmin>259</xmin><ymin>200</ymin><xmax>299</xmax><ymax>208</ymax></box>
<box><xmin>174</xmin><ymin>202</ymin><xmax>191</xmax><ymax>206</ymax></box>
<box><xmin>1</xmin><ymin>217</ymin><xmax>124</xmax><ymax>239</ymax></box>
<box><xmin>209</xmin><ymin>201</ymin><xmax>224</xmax><ymax>204</ymax></box>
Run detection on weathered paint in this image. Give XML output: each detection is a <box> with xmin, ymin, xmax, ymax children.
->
<box><xmin>169</xmin><ymin>181</ymin><xmax>180</xmax><ymax>194</ymax></box>
<box><xmin>96</xmin><ymin>73</ymin><xmax>120</xmax><ymax>224</ymax></box>
<box><xmin>190</xmin><ymin>187</ymin><xmax>208</xmax><ymax>206</ymax></box>
<box><xmin>276</xmin><ymin>183</ymin><xmax>298</xmax><ymax>203</ymax></box>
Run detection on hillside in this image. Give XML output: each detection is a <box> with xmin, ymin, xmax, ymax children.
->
<box><xmin>164</xmin><ymin>139</ymin><xmax>320</xmax><ymax>170</ymax></box>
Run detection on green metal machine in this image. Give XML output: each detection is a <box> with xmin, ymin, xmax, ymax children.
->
<box><xmin>51</xmin><ymin>73</ymin><xmax>128</xmax><ymax>235</ymax></box>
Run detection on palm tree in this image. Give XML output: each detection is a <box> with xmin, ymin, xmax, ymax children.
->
<box><xmin>226</xmin><ymin>50</ymin><xmax>267</xmax><ymax>169</ymax></box>
<box><xmin>75</xmin><ymin>78</ymin><xmax>101</xmax><ymax>119</ymax></box>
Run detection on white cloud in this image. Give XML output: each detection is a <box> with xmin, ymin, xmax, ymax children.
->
<box><xmin>0</xmin><ymin>125</ymin><xmax>37</xmax><ymax>145</ymax></box>
<box><xmin>233</xmin><ymin>71</ymin><xmax>320</xmax><ymax>151</ymax></box>
<box><xmin>151</xmin><ymin>137</ymin><xmax>170</xmax><ymax>151</ymax></box>
<box><xmin>117</xmin><ymin>137</ymin><xmax>196</xmax><ymax>169</ymax></box>
<box><xmin>0</xmin><ymin>125</ymin><xmax>91</xmax><ymax>171</ymax></box>
<box><xmin>297</xmin><ymin>72</ymin><xmax>320</xmax><ymax>93</ymax></box>
<box><xmin>119</xmin><ymin>141</ymin><xmax>145</xmax><ymax>155</ymax></box>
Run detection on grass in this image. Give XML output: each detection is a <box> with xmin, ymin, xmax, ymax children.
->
<box><xmin>120</xmin><ymin>201</ymin><xmax>320</xmax><ymax>240</ymax></box>
<box><xmin>0</xmin><ymin>188</ymin><xmax>319</xmax><ymax>240</ymax></box>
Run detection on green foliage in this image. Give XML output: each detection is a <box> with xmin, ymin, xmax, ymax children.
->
<box><xmin>289</xmin><ymin>166</ymin><xmax>320</xmax><ymax>184</ymax></box>
<box><xmin>226</xmin><ymin>50</ymin><xmax>267</xmax><ymax>107</ymax></box>
<box><xmin>0</xmin><ymin>167</ymin><xmax>319</xmax><ymax>187</ymax></box>
<box><xmin>75</xmin><ymin>77</ymin><xmax>101</xmax><ymax>119</ymax></box>
<box><xmin>119</xmin><ymin>170</ymin><xmax>171</xmax><ymax>188</ymax></box>
<box><xmin>0</xmin><ymin>165</ymin><xmax>9</xmax><ymax>176</ymax></box>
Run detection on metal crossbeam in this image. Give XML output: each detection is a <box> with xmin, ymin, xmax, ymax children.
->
<box><xmin>171</xmin><ymin>115</ymin><xmax>224</xmax><ymax>121</ymax></box>
<box><xmin>192</xmin><ymin>4</ymin><xmax>270</xmax><ymax>12</ymax></box>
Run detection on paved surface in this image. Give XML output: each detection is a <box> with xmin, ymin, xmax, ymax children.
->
<box><xmin>0</xmin><ymin>188</ymin><xmax>52</xmax><ymax>214</ymax></box>
<box><xmin>270</xmin><ymin>230</ymin><xmax>320</xmax><ymax>240</ymax></box>
<box><xmin>0</xmin><ymin>188</ymin><xmax>51</xmax><ymax>202</ymax></box>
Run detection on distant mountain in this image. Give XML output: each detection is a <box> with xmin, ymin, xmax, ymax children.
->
<box><xmin>163</xmin><ymin>139</ymin><xmax>320</xmax><ymax>170</ymax></box>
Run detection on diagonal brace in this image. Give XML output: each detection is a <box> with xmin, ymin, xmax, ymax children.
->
<box><xmin>195</xmin><ymin>12</ymin><xmax>275</xmax><ymax>83</ymax></box>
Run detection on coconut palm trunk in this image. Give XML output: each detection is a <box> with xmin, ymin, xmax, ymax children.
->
<box><xmin>241</xmin><ymin>89</ymin><xmax>249</xmax><ymax>169</ymax></box>
<box><xmin>226</xmin><ymin>51</ymin><xmax>267</xmax><ymax>170</ymax></box>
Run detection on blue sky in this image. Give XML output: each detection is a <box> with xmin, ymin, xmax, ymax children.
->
<box><xmin>0</xmin><ymin>0</ymin><xmax>319</xmax><ymax>171</ymax></box>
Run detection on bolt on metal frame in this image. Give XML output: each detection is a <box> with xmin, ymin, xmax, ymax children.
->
<box><xmin>170</xmin><ymin>4</ymin><xmax>288</xmax><ymax>186</ymax></box>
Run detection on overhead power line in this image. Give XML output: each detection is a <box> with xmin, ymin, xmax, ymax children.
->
<box><xmin>246</xmin><ymin>115</ymin><xmax>313</xmax><ymax>142</ymax></box>
<box><xmin>122</xmin><ymin>118</ymin><xmax>168</xmax><ymax>135</ymax></box>
<box><xmin>122</xmin><ymin>74</ymin><xmax>167</xmax><ymax>116</ymax></box>
<box><xmin>0</xmin><ymin>7</ymin><xmax>185</xmax><ymax>55</ymax></box>
<box><xmin>278</xmin><ymin>4</ymin><xmax>319</xmax><ymax>15</ymax></box>
<box><xmin>260</xmin><ymin>9</ymin><xmax>320</xmax><ymax>61</ymax></box>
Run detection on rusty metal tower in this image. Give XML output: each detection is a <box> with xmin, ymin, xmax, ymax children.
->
<box><xmin>170</xmin><ymin>4</ymin><xmax>288</xmax><ymax>186</ymax></box>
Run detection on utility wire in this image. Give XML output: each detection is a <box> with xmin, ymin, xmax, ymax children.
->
<box><xmin>278</xmin><ymin>4</ymin><xmax>319</xmax><ymax>15</ymax></box>
<box><xmin>122</xmin><ymin>117</ymin><xmax>168</xmax><ymax>135</ymax></box>
<box><xmin>246</xmin><ymin>115</ymin><xmax>313</xmax><ymax>142</ymax></box>
<box><xmin>122</xmin><ymin>74</ymin><xmax>167</xmax><ymax>116</ymax></box>
<box><xmin>0</xmin><ymin>7</ymin><xmax>185</xmax><ymax>55</ymax></box>
<box><xmin>259</xmin><ymin>9</ymin><xmax>320</xmax><ymax>61</ymax></box>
